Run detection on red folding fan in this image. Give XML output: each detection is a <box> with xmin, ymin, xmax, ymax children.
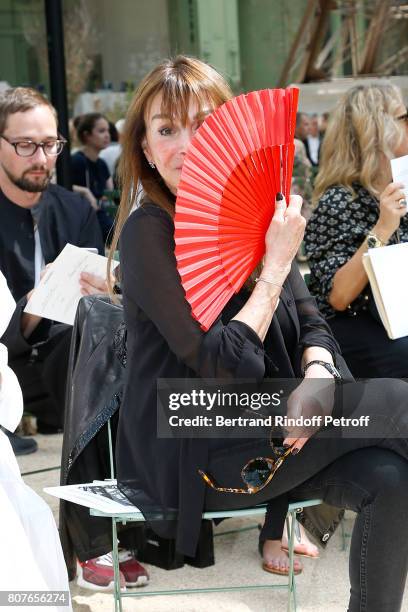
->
<box><xmin>175</xmin><ymin>87</ymin><xmax>299</xmax><ymax>331</ymax></box>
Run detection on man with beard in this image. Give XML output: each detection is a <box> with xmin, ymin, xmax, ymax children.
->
<box><xmin>0</xmin><ymin>87</ymin><xmax>105</xmax><ymax>454</ymax></box>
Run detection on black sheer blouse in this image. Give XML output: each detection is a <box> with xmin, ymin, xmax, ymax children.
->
<box><xmin>116</xmin><ymin>201</ymin><xmax>340</xmax><ymax>557</ymax></box>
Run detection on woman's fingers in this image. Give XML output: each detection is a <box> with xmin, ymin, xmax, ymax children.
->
<box><xmin>285</xmin><ymin>194</ymin><xmax>303</xmax><ymax>216</ymax></box>
<box><xmin>397</xmin><ymin>201</ymin><xmax>408</xmax><ymax>216</ymax></box>
<box><xmin>282</xmin><ymin>435</ymin><xmax>311</xmax><ymax>453</ymax></box>
<box><xmin>284</xmin><ymin>392</ymin><xmax>307</xmax><ymax>440</ymax></box>
<box><xmin>291</xmin><ymin>437</ymin><xmax>309</xmax><ymax>453</ymax></box>
<box><xmin>273</xmin><ymin>192</ymin><xmax>286</xmax><ymax>221</ymax></box>
<box><xmin>264</xmin><ymin>192</ymin><xmax>306</xmax><ymax>272</ymax></box>
<box><xmin>282</xmin><ymin>436</ymin><xmax>308</xmax><ymax>452</ymax></box>
<box><xmin>383</xmin><ymin>190</ymin><xmax>406</xmax><ymax>206</ymax></box>
<box><xmin>380</xmin><ymin>184</ymin><xmax>406</xmax><ymax>212</ymax></box>
<box><xmin>382</xmin><ymin>181</ymin><xmax>404</xmax><ymax>197</ymax></box>
<box><xmin>282</xmin><ymin>435</ymin><xmax>297</xmax><ymax>447</ymax></box>
<box><xmin>273</xmin><ymin>193</ymin><xmax>303</xmax><ymax>219</ymax></box>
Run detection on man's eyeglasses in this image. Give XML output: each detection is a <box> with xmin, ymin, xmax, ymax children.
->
<box><xmin>0</xmin><ymin>135</ymin><xmax>67</xmax><ymax>157</ymax></box>
<box><xmin>199</xmin><ymin>436</ymin><xmax>294</xmax><ymax>495</ymax></box>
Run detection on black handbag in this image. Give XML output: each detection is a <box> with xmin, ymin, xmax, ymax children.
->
<box><xmin>137</xmin><ymin>521</ymin><xmax>214</xmax><ymax>570</ymax></box>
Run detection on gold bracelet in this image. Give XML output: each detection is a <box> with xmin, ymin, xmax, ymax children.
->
<box><xmin>255</xmin><ymin>277</ymin><xmax>282</xmax><ymax>290</ymax></box>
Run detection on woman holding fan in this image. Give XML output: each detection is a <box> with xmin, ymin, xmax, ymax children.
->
<box><xmin>109</xmin><ymin>56</ymin><xmax>408</xmax><ymax>610</ymax></box>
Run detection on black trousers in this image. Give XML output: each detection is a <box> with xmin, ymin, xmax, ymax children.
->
<box><xmin>329</xmin><ymin>311</ymin><xmax>408</xmax><ymax>378</ymax></box>
<box><xmin>9</xmin><ymin>325</ymin><xmax>72</xmax><ymax>430</ymax></box>
<box><xmin>204</xmin><ymin>379</ymin><xmax>408</xmax><ymax>612</ymax></box>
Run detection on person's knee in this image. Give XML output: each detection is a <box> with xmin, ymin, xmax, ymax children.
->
<box><xmin>370</xmin><ymin>378</ymin><xmax>408</xmax><ymax>405</ymax></box>
<box><xmin>340</xmin><ymin>448</ymin><xmax>408</xmax><ymax>508</ymax></box>
<box><xmin>365</xmin><ymin>450</ymin><xmax>408</xmax><ymax>504</ymax></box>
<box><xmin>360</xmin><ymin>378</ymin><xmax>408</xmax><ymax>433</ymax></box>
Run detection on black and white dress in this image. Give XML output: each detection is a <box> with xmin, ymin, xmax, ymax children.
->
<box><xmin>305</xmin><ymin>183</ymin><xmax>408</xmax><ymax>377</ymax></box>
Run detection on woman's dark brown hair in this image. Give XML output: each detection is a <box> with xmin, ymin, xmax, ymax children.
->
<box><xmin>74</xmin><ymin>112</ymin><xmax>107</xmax><ymax>145</ymax></box>
<box><xmin>107</xmin><ymin>55</ymin><xmax>233</xmax><ymax>292</ymax></box>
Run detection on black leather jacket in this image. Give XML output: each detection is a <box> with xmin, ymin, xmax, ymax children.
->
<box><xmin>59</xmin><ymin>295</ymin><xmax>125</xmax><ymax>580</ymax></box>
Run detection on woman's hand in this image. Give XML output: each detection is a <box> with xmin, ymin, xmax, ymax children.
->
<box><xmin>283</xmin><ymin>347</ymin><xmax>336</xmax><ymax>452</ymax></box>
<box><xmin>262</xmin><ymin>194</ymin><xmax>305</xmax><ymax>283</ymax></box>
<box><xmin>374</xmin><ymin>181</ymin><xmax>406</xmax><ymax>242</ymax></box>
<box><xmin>283</xmin><ymin>369</ymin><xmax>336</xmax><ymax>453</ymax></box>
<box><xmin>231</xmin><ymin>194</ymin><xmax>304</xmax><ymax>341</ymax></box>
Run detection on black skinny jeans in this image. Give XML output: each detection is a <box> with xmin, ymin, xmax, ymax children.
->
<box><xmin>204</xmin><ymin>378</ymin><xmax>408</xmax><ymax>612</ymax></box>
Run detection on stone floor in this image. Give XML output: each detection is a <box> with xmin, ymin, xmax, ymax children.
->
<box><xmin>18</xmin><ymin>433</ymin><xmax>408</xmax><ymax>612</ymax></box>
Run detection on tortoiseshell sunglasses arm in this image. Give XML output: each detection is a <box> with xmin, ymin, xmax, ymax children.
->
<box><xmin>198</xmin><ymin>469</ymin><xmax>253</xmax><ymax>494</ymax></box>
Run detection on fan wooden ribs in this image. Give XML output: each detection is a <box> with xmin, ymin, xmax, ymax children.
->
<box><xmin>175</xmin><ymin>87</ymin><xmax>299</xmax><ymax>331</ymax></box>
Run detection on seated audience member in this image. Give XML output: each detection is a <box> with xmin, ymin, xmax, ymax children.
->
<box><xmin>71</xmin><ymin>113</ymin><xmax>113</xmax><ymax>242</ymax></box>
<box><xmin>0</xmin><ymin>87</ymin><xmax>106</xmax><ymax>444</ymax></box>
<box><xmin>319</xmin><ymin>111</ymin><xmax>330</xmax><ymax>137</ymax></box>
<box><xmin>305</xmin><ymin>84</ymin><xmax>408</xmax><ymax>377</ymax></box>
<box><xmin>68</xmin><ymin>117</ymin><xmax>80</xmax><ymax>155</ymax></box>
<box><xmin>107</xmin><ymin>56</ymin><xmax>408</xmax><ymax>611</ymax></box>
<box><xmin>295</xmin><ymin>112</ymin><xmax>310</xmax><ymax>142</ymax></box>
<box><xmin>292</xmin><ymin>138</ymin><xmax>314</xmax><ymax>263</ymax></box>
<box><xmin>0</xmin><ymin>271</ymin><xmax>72</xmax><ymax>610</ymax></box>
<box><xmin>100</xmin><ymin>119</ymin><xmax>124</xmax><ymax>178</ymax></box>
<box><xmin>295</xmin><ymin>111</ymin><xmax>313</xmax><ymax>167</ymax></box>
<box><xmin>292</xmin><ymin>137</ymin><xmax>313</xmax><ymax>222</ymax></box>
<box><xmin>305</xmin><ymin>113</ymin><xmax>321</xmax><ymax>166</ymax></box>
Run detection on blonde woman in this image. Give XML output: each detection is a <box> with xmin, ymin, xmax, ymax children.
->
<box><xmin>305</xmin><ymin>84</ymin><xmax>408</xmax><ymax>377</ymax></box>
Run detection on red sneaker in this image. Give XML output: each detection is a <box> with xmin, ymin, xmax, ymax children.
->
<box><xmin>77</xmin><ymin>554</ymin><xmax>126</xmax><ymax>592</ymax></box>
<box><xmin>118</xmin><ymin>550</ymin><xmax>149</xmax><ymax>587</ymax></box>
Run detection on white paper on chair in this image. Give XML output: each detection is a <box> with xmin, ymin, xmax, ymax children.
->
<box><xmin>24</xmin><ymin>244</ymin><xmax>119</xmax><ymax>326</ymax></box>
<box><xmin>362</xmin><ymin>242</ymin><xmax>408</xmax><ymax>340</ymax></box>
<box><xmin>391</xmin><ymin>154</ymin><xmax>408</xmax><ymax>200</ymax></box>
<box><xmin>44</xmin><ymin>480</ymin><xmax>141</xmax><ymax>514</ymax></box>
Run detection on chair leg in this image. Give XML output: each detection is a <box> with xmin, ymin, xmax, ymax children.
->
<box><xmin>112</xmin><ymin>518</ymin><xmax>123</xmax><ymax>612</ymax></box>
<box><xmin>286</xmin><ymin>512</ymin><xmax>297</xmax><ymax>612</ymax></box>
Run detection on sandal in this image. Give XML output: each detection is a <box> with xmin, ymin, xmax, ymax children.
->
<box><xmin>259</xmin><ymin>537</ymin><xmax>303</xmax><ymax>576</ymax></box>
<box><xmin>281</xmin><ymin>521</ymin><xmax>319</xmax><ymax>559</ymax></box>
<box><xmin>281</xmin><ymin>544</ymin><xmax>319</xmax><ymax>559</ymax></box>
<box><xmin>258</xmin><ymin>524</ymin><xmax>320</xmax><ymax>559</ymax></box>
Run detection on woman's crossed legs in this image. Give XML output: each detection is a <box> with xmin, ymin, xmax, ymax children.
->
<box><xmin>205</xmin><ymin>378</ymin><xmax>408</xmax><ymax>611</ymax></box>
<box><xmin>290</xmin><ymin>447</ymin><xmax>408</xmax><ymax>612</ymax></box>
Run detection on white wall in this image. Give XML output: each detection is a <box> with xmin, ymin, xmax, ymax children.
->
<box><xmin>87</xmin><ymin>0</ymin><xmax>171</xmax><ymax>90</ymax></box>
<box><xmin>294</xmin><ymin>76</ymin><xmax>408</xmax><ymax>113</ymax></box>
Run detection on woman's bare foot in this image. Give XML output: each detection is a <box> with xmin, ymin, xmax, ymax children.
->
<box><xmin>281</xmin><ymin>521</ymin><xmax>319</xmax><ymax>558</ymax></box>
<box><xmin>262</xmin><ymin>539</ymin><xmax>303</xmax><ymax>575</ymax></box>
